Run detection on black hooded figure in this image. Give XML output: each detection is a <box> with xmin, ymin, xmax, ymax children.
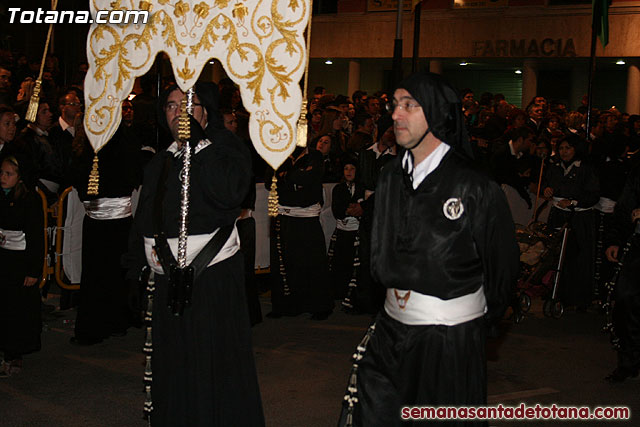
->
<box><xmin>0</xmin><ymin>153</ymin><xmax>44</xmax><ymax>377</ymax></box>
<box><xmin>338</xmin><ymin>72</ymin><xmax>519</xmax><ymax>427</ymax></box>
<box><xmin>125</xmin><ymin>82</ymin><xmax>264</xmax><ymax>426</ymax></box>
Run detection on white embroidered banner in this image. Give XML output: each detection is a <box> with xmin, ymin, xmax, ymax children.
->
<box><xmin>84</xmin><ymin>0</ymin><xmax>309</xmax><ymax>169</ymax></box>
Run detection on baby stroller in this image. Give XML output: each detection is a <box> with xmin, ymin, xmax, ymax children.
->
<box><xmin>514</xmin><ymin>220</ymin><xmax>571</xmax><ymax>321</ymax></box>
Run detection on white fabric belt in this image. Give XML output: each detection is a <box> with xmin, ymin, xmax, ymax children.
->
<box><xmin>594</xmin><ymin>197</ymin><xmax>616</xmax><ymax>213</ymax></box>
<box><xmin>39</xmin><ymin>178</ymin><xmax>59</xmax><ymax>194</ymax></box>
<box><xmin>336</xmin><ymin>216</ymin><xmax>359</xmax><ymax>231</ymax></box>
<box><xmin>143</xmin><ymin>225</ymin><xmax>240</xmax><ymax>275</ymax></box>
<box><xmin>0</xmin><ymin>228</ymin><xmax>26</xmax><ymax>251</ymax></box>
<box><xmin>552</xmin><ymin>197</ymin><xmax>592</xmax><ymax>212</ymax></box>
<box><xmin>278</xmin><ymin>203</ymin><xmax>321</xmax><ymax>217</ymax></box>
<box><xmin>83</xmin><ymin>196</ymin><xmax>132</xmax><ymax>220</ymax></box>
<box><xmin>384</xmin><ymin>286</ymin><xmax>487</xmax><ymax>326</ymax></box>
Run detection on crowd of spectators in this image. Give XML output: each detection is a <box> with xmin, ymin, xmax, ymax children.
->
<box><xmin>1</xmin><ymin>47</ymin><xmax>640</xmax><ymax>352</ymax></box>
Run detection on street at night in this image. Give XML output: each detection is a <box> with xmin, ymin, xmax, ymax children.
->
<box><xmin>1</xmin><ymin>294</ymin><xmax>638</xmax><ymax>426</ymax></box>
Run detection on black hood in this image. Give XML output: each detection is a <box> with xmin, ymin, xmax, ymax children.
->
<box><xmin>396</xmin><ymin>72</ymin><xmax>473</xmax><ymax>158</ymax></box>
<box><xmin>157</xmin><ymin>81</ymin><xmax>224</xmax><ymax>137</ymax></box>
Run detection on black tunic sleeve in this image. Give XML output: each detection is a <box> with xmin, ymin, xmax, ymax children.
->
<box><xmin>471</xmin><ymin>180</ymin><xmax>520</xmax><ymax>325</ymax></box>
<box><xmin>196</xmin><ymin>131</ymin><xmax>252</xmax><ymax>210</ymax></box>
<box><xmin>331</xmin><ymin>183</ymin><xmax>351</xmax><ymax>220</ymax></box>
<box><xmin>23</xmin><ymin>192</ymin><xmax>45</xmax><ymax>278</ymax></box>
<box><xmin>606</xmin><ymin>167</ymin><xmax>640</xmax><ymax>248</ymax></box>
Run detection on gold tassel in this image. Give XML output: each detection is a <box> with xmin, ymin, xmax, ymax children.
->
<box><xmin>26</xmin><ymin>0</ymin><xmax>58</xmax><ymax>122</ymax></box>
<box><xmin>87</xmin><ymin>154</ymin><xmax>100</xmax><ymax>195</ymax></box>
<box><xmin>178</xmin><ymin>98</ymin><xmax>190</xmax><ymax>142</ymax></box>
<box><xmin>296</xmin><ymin>100</ymin><xmax>308</xmax><ymax>147</ymax></box>
<box><xmin>268</xmin><ymin>175</ymin><xmax>279</xmax><ymax>217</ymax></box>
<box><xmin>25</xmin><ymin>79</ymin><xmax>42</xmax><ymax>123</ymax></box>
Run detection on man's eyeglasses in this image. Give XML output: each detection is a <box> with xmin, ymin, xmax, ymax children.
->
<box><xmin>164</xmin><ymin>102</ymin><xmax>202</xmax><ymax>113</ymax></box>
<box><xmin>64</xmin><ymin>102</ymin><xmax>82</xmax><ymax>107</ymax></box>
<box><xmin>386</xmin><ymin>101</ymin><xmax>421</xmax><ymax>113</ymax></box>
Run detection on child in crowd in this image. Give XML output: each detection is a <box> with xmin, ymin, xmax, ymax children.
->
<box><xmin>328</xmin><ymin>157</ymin><xmax>365</xmax><ymax>307</ymax></box>
<box><xmin>0</xmin><ymin>154</ymin><xmax>44</xmax><ymax>377</ymax></box>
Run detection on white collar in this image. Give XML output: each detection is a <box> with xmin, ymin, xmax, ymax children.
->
<box><xmin>561</xmin><ymin>159</ymin><xmax>581</xmax><ymax>176</ymax></box>
<box><xmin>405</xmin><ymin>143</ymin><xmax>450</xmax><ymax>190</ymax></box>
<box><xmin>167</xmin><ymin>139</ymin><xmax>212</xmax><ymax>157</ymax></box>
<box><xmin>59</xmin><ymin>117</ymin><xmax>74</xmax><ymax>137</ymax></box>
<box><xmin>28</xmin><ymin>123</ymin><xmax>48</xmax><ymax>137</ymax></box>
<box><xmin>508</xmin><ymin>140</ymin><xmax>523</xmax><ymax>159</ymax></box>
<box><xmin>369</xmin><ymin>142</ymin><xmax>397</xmax><ymax>159</ymax></box>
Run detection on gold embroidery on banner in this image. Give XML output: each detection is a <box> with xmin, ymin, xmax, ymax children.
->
<box><xmin>86</xmin><ymin>0</ymin><xmax>310</xmax><ymax>166</ymax></box>
<box><xmin>177</xmin><ymin>58</ymin><xmax>195</xmax><ymax>81</ymax></box>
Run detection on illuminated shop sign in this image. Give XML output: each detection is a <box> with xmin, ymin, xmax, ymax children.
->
<box><xmin>472</xmin><ymin>38</ymin><xmax>577</xmax><ymax>57</ymax></box>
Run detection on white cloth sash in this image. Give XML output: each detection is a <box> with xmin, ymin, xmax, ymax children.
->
<box><xmin>278</xmin><ymin>203</ymin><xmax>322</xmax><ymax>218</ymax></box>
<box><xmin>336</xmin><ymin>216</ymin><xmax>359</xmax><ymax>231</ymax></box>
<box><xmin>83</xmin><ymin>196</ymin><xmax>132</xmax><ymax>220</ymax></box>
<box><xmin>39</xmin><ymin>179</ymin><xmax>60</xmax><ymax>194</ymax></box>
<box><xmin>551</xmin><ymin>196</ymin><xmax>592</xmax><ymax>212</ymax></box>
<box><xmin>144</xmin><ymin>225</ymin><xmax>240</xmax><ymax>275</ymax></box>
<box><xmin>384</xmin><ymin>286</ymin><xmax>487</xmax><ymax>326</ymax></box>
<box><xmin>594</xmin><ymin>197</ymin><xmax>616</xmax><ymax>214</ymax></box>
<box><xmin>0</xmin><ymin>228</ymin><xmax>26</xmax><ymax>251</ymax></box>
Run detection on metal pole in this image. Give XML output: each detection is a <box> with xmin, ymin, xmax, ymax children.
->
<box><xmin>585</xmin><ymin>3</ymin><xmax>599</xmax><ymax>142</ymax></box>
<box><xmin>412</xmin><ymin>2</ymin><xmax>421</xmax><ymax>73</ymax></box>
<box><xmin>392</xmin><ymin>0</ymin><xmax>404</xmax><ymax>87</ymax></box>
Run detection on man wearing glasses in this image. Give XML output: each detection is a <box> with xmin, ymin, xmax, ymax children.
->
<box><xmin>126</xmin><ymin>83</ymin><xmax>264</xmax><ymax>426</ymax></box>
<box><xmin>48</xmin><ymin>90</ymin><xmax>84</xmax><ymax>189</ymax></box>
<box><xmin>339</xmin><ymin>72</ymin><xmax>519</xmax><ymax>426</ymax></box>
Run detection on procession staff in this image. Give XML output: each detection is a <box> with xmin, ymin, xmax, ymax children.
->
<box><xmin>126</xmin><ymin>82</ymin><xmax>264</xmax><ymax>426</ymax></box>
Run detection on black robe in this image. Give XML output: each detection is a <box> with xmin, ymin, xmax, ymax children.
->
<box><xmin>544</xmin><ymin>157</ymin><xmax>600</xmax><ymax>306</ymax></box>
<box><xmin>0</xmin><ymin>189</ymin><xmax>44</xmax><ymax>360</ymax></box>
<box><xmin>340</xmin><ymin>150</ymin><xmax>519</xmax><ymax>427</ymax></box>
<box><xmin>329</xmin><ymin>181</ymin><xmax>365</xmax><ymax>300</ymax></box>
<box><xmin>127</xmin><ymin>129</ymin><xmax>264</xmax><ymax>426</ymax></box>
<box><xmin>605</xmin><ymin>167</ymin><xmax>640</xmax><ymax>374</ymax></box>
<box><xmin>69</xmin><ymin>128</ymin><xmax>142</xmax><ymax>342</ymax></box>
<box><xmin>372</xmin><ymin>151</ymin><xmax>518</xmax><ymax>319</ymax></box>
<box><xmin>266</xmin><ymin>148</ymin><xmax>333</xmax><ymax>316</ymax></box>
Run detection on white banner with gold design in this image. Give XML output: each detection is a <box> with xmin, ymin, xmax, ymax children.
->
<box><xmin>84</xmin><ymin>0</ymin><xmax>309</xmax><ymax>169</ymax></box>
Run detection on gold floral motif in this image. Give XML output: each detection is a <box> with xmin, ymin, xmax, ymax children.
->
<box><xmin>139</xmin><ymin>1</ymin><xmax>152</xmax><ymax>12</ymax></box>
<box><xmin>189</xmin><ymin>17</ymin><xmax>219</xmax><ymax>55</ymax></box>
<box><xmin>214</xmin><ymin>0</ymin><xmax>231</xmax><ymax>9</ymax></box>
<box><xmin>233</xmin><ymin>3</ymin><xmax>248</xmax><ymax>22</ymax></box>
<box><xmin>193</xmin><ymin>2</ymin><xmax>210</xmax><ymax>19</ymax></box>
<box><xmin>173</xmin><ymin>1</ymin><xmax>190</xmax><ymax>18</ymax></box>
<box><xmin>177</xmin><ymin>58</ymin><xmax>195</xmax><ymax>81</ymax></box>
<box><xmin>288</xmin><ymin>0</ymin><xmax>300</xmax><ymax>11</ymax></box>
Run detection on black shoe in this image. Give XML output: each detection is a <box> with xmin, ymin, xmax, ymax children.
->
<box><xmin>70</xmin><ymin>336</ymin><xmax>103</xmax><ymax>346</ymax></box>
<box><xmin>605</xmin><ymin>367</ymin><xmax>639</xmax><ymax>383</ymax></box>
<box><xmin>266</xmin><ymin>311</ymin><xmax>282</xmax><ymax>319</ymax></box>
<box><xmin>311</xmin><ymin>310</ymin><xmax>332</xmax><ymax>321</ymax></box>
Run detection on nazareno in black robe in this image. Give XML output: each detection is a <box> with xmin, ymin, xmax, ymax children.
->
<box><xmin>266</xmin><ymin>148</ymin><xmax>333</xmax><ymax>316</ymax></box>
<box><xmin>543</xmin><ymin>156</ymin><xmax>600</xmax><ymax>307</ymax></box>
<box><xmin>0</xmin><ymin>187</ymin><xmax>44</xmax><ymax>361</ymax></box>
<box><xmin>339</xmin><ymin>150</ymin><xmax>520</xmax><ymax>427</ymax></box>
<box><xmin>69</xmin><ymin>127</ymin><xmax>142</xmax><ymax>342</ymax></box>
<box><xmin>126</xmin><ymin>82</ymin><xmax>264</xmax><ymax>426</ymax></box>
<box><xmin>329</xmin><ymin>180</ymin><xmax>365</xmax><ymax>301</ymax></box>
<box><xmin>339</xmin><ymin>72</ymin><xmax>520</xmax><ymax>427</ymax></box>
<box><xmin>605</xmin><ymin>166</ymin><xmax>640</xmax><ymax>375</ymax></box>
